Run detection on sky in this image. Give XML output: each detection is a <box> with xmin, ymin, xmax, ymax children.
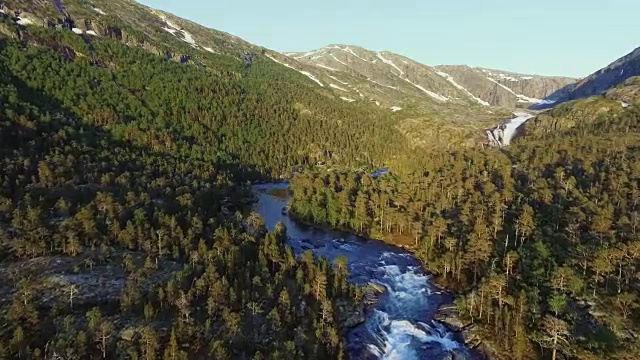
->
<box><xmin>139</xmin><ymin>0</ymin><xmax>639</xmax><ymax>78</ymax></box>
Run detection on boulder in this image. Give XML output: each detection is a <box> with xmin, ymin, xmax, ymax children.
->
<box><xmin>460</xmin><ymin>324</ymin><xmax>483</xmax><ymax>348</ymax></box>
<box><xmin>342</xmin><ymin>307</ymin><xmax>366</xmax><ymax>328</ymax></box>
<box><xmin>451</xmin><ymin>348</ymin><xmax>472</xmax><ymax>360</ymax></box>
<box><xmin>336</xmin><ymin>299</ymin><xmax>366</xmax><ymax>329</ymax></box>
<box><xmin>435</xmin><ymin>306</ymin><xmax>469</xmax><ymax>331</ymax></box>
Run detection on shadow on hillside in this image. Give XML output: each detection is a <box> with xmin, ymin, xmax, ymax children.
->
<box><xmin>528</xmin><ymin>82</ymin><xmax>577</xmax><ymax>110</ymax></box>
<box><xmin>0</xmin><ymin>37</ymin><xmax>265</xmax><ymax>184</ymax></box>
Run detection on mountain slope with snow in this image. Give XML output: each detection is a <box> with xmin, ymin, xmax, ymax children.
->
<box><xmin>288</xmin><ymin>45</ymin><xmax>576</xmax><ymax>109</ymax></box>
<box><xmin>434</xmin><ymin>65</ymin><xmax>577</xmax><ymax>108</ymax></box>
<box><xmin>1</xmin><ymin>0</ymin><xmax>258</xmax><ymax>58</ymax></box>
<box><xmin>286</xmin><ymin>45</ymin><xmax>497</xmax><ymax>110</ymax></box>
<box><xmin>0</xmin><ymin>0</ymin><xmax>524</xmax><ymax>150</ymax></box>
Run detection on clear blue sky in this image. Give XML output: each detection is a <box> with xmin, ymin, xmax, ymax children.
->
<box><xmin>139</xmin><ymin>0</ymin><xmax>639</xmax><ymax>78</ymax></box>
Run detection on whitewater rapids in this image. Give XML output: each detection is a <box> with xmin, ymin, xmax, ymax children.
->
<box><xmin>253</xmin><ymin>183</ymin><xmax>475</xmax><ymax>360</ymax></box>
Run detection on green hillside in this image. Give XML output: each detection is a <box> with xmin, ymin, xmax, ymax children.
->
<box><xmin>0</xmin><ymin>9</ymin><xmax>386</xmax><ymax>360</ymax></box>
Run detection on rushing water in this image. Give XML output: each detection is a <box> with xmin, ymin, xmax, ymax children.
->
<box><xmin>486</xmin><ymin>112</ymin><xmax>535</xmax><ymax>147</ymax></box>
<box><xmin>253</xmin><ymin>183</ymin><xmax>474</xmax><ymax>360</ymax></box>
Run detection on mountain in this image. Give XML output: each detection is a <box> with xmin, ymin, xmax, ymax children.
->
<box><xmin>1</xmin><ymin>0</ymin><xmax>257</xmax><ymax>57</ymax></box>
<box><xmin>550</xmin><ymin>46</ymin><xmax>640</xmax><ymax>105</ymax></box>
<box><xmin>1</xmin><ymin>0</ymin><xmax>427</xmax><ymax>174</ymax></box>
<box><xmin>434</xmin><ymin>65</ymin><xmax>576</xmax><ymax>108</ymax></box>
<box><xmin>287</xmin><ymin>45</ymin><xmax>576</xmax><ymax>109</ymax></box>
<box><xmin>0</xmin><ymin>0</ymin><xmax>515</xmax><ymax>153</ymax></box>
<box><xmin>285</xmin><ymin>45</ymin><xmax>484</xmax><ymax>109</ymax></box>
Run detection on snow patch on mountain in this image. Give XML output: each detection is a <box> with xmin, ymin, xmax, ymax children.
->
<box><xmin>265</xmin><ymin>54</ymin><xmax>324</xmax><ymax>87</ymax></box>
<box><xmin>330</xmin><ymin>84</ymin><xmax>348</xmax><ymax>92</ymax></box>
<box><xmin>294</xmin><ymin>50</ymin><xmax>319</xmax><ymax>59</ymax></box>
<box><xmin>487</xmin><ymin>77</ymin><xmax>517</xmax><ymax>94</ymax></box>
<box><xmin>203</xmin><ymin>47</ymin><xmax>216</xmax><ymax>54</ymax></box>
<box><xmin>377</xmin><ymin>52</ymin><xmax>448</xmax><ymax>102</ymax></box>
<box><xmin>403</xmin><ymin>78</ymin><xmax>449</xmax><ymax>101</ymax></box>
<box><xmin>342</xmin><ymin>47</ymin><xmax>370</xmax><ymax>62</ymax></box>
<box><xmin>377</xmin><ymin>53</ymin><xmax>405</xmax><ymax>76</ymax></box>
<box><xmin>367</xmin><ymin>78</ymin><xmax>399</xmax><ymax>90</ymax></box>
<box><xmin>515</xmin><ymin>94</ymin><xmax>543</xmax><ymax>103</ymax></box>
<box><xmin>341</xmin><ymin>97</ymin><xmax>356</xmax><ymax>102</ymax></box>
<box><xmin>330</xmin><ymin>54</ymin><xmax>349</xmax><ymax>67</ymax></box>
<box><xmin>486</xmin><ymin>77</ymin><xmax>546</xmax><ymax>104</ymax></box>
<box><xmin>435</xmin><ymin>70</ymin><xmax>490</xmax><ymax>106</ymax></box>
<box><xmin>16</xmin><ymin>17</ymin><xmax>33</xmax><ymax>25</ymax></box>
<box><xmin>296</xmin><ymin>71</ymin><xmax>324</xmax><ymax>87</ymax></box>
<box><xmin>72</xmin><ymin>28</ymin><xmax>84</xmax><ymax>34</ymax></box>
<box><xmin>414</xmin><ymin>84</ymin><xmax>449</xmax><ymax>101</ymax></box>
<box><xmin>86</xmin><ymin>30</ymin><xmax>98</xmax><ymax>36</ymax></box>
<box><xmin>482</xmin><ymin>69</ymin><xmax>534</xmax><ymax>82</ymax></box>
<box><xmin>160</xmin><ymin>16</ymin><xmax>196</xmax><ymax>45</ymax></box>
<box><xmin>180</xmin><ymin>31</ymin><xmax>196</xmax><ymax>45</ymax></box>
<box><xmin>536</xmin><ymin>99</ymin><xmax>556</xmax><ymax>105</ymax></box>
<box><xmin>315</xmin><ymin>63</ymin><xmax>338</xmax><ymax>71</ymax></box>
<box><xmin>163</xmin><ymin>27</ymin><xmax>177</xmax><ymax>35</ymax></box>
<box><xmin>93</xmin><ymin>7</ymin><xmax>107</xmax><ymax>15</ymax></box>
<box><xmin>328</xmin><ymin>75</ymin><xmax>349</xmax><ymax>85</ymax></box>
<box><xmin>391</xmin><ymin>106</ymin><xmax>402</xmax><ymax>112</ymax></box>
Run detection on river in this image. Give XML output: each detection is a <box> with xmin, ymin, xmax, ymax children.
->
<box><xmin>253</xmin><ymin>183</ymin><xmax>475</xmax><ymax>360</ymax></box>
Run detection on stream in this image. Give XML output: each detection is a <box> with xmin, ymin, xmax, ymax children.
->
<box><xmin>253</xmin><ymin>183</ymin><xmax>475</xmax><ymax>360</ymax></box>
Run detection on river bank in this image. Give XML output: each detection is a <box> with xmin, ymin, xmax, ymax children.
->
<box><xmin>254</xmin><ymin>183</ymin><xmax>485</xmax><ymax>359</ymax></box>
<box><xmin>287</xmin><ymin>211</ymin><xmax>490</xmax><ymax>358</ymax></box>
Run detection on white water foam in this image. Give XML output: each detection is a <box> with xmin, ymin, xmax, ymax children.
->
<box><xmin>338</xmin><ymin>242</ymin><xmax>358</xmax><ymax>251</ymax></box>
<box><xmin>419</xmin><ymin>322</ymin><xmax>460</xmax><ymax>351</ymax></box>
<box><xmin>363</xmin><ymin>263</ymin><xmax>462</xmax><ymax>359</ymax></box>
<box><xmin>502</xmin><ymin>112</ymin><xmax>534</xmax><ymax>146</ymax></box>
<box><xmin>368</xmin><ymin>309</ymin><xmax>461</xmax><ymax>360</ymax></box>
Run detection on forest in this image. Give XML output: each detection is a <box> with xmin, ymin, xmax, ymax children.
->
<box><xmin>1</xmin><ymin>5</ymin><xmax>640</xmax><ymax>359</ymax></box>
<box><xmin>289</xmin><ymin>99</ymin><xmax>640</xmax><ymax>359</ymax></box>
<box><xmin>0</xmin><ymin>19</ymin><xmax>388</xmax><ymax>359</ymax></box>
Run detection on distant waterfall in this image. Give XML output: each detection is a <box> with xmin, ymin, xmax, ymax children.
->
<box><xmin>486</xmin><ymin>112</ymin><xmax>534</xmax><ymax>147</ymax></box>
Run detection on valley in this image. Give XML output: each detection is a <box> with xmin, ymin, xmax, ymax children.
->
<box><xmin>253</xmin><ymin>184</ymin><xmax>472</xmax><ymax>360</ymax></box>
<box><xmin>0</xmin><ymin>0</ymin><xmax>639</xmax><ymax>359</ymax></box>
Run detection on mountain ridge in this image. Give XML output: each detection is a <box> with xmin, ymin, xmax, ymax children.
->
<box><xmin>548</xmin><ymin>45</ymin><xmax>640</xmax><ymax>105</ymax></box>
<box><xmin>287</xmin><ymin>44</ymin><xmax>578</xmax><ymax>109</ymax></box>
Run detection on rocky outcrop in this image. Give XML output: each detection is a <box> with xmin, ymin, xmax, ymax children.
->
<box><xmin>336</xmin><ymin>282</ymin><xmax>385</xmax><ymax>331</ymax></box>
<box><xmin>364</xmin><ymin>282</ymin><xmax>386</xmax><ymax>305</ymax></box>
<box><xmin>336</xmin><ymin>299</ymin><xmax>366</xmax><ymax>330</ymax></box>
<box><xmin>435</xmin><ymin>306</ymin><xmax>486</xmax><ymax>359</ymax></box>
<box><xmin>0</xmin><ymin>252</ymin><xmax>182</xmax><ymax>310</ymax></box>
<box><xmin>603</xmin><ymin>76</ymin><xmax>640</xmax><ymax>103</ymax></box>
